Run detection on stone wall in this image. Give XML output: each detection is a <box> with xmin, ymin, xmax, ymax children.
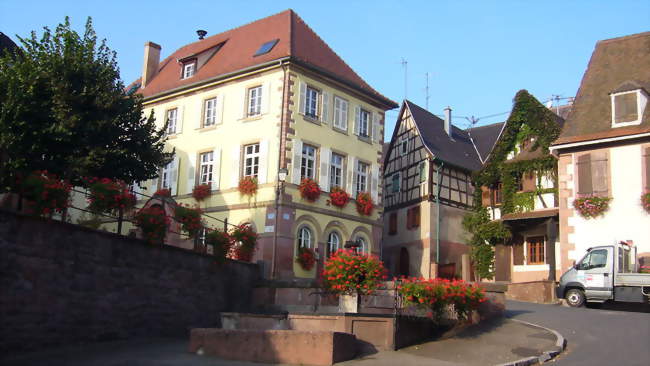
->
<box><xmin>0</xmin><ymin>210</ymin><xmax>260</xmax><ymax>354</ymax></box>
<box><xmin>506</xmin><ymin>280</ymin><xmax>557</xmax><ymax>303</ymax></box>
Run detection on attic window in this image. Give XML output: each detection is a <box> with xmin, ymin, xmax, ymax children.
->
<box><xmin>611</xmin><ymin>89</ymin><xmax>646</xmax><ymax>128</ymax></box>
<box><xmin>254</xmin><ymin>39</ymin><xmax>279</xmax><ymax>57</ymax></box>
<box><xmin>182</xmin><ymin>60</ymin><xmax>196</xmax><ymax>79</ymax></box>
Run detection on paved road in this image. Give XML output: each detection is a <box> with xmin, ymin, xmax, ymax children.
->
<box><xmin>505</xmin><ymin>300</ymin><xmax>650</xmax><ymax>366</ymax></box>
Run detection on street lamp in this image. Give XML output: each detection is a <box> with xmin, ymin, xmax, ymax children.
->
<box><xmin>271</xmin><ymin>168</ymin><xmax>288</xmax><ymax>279</ymax></box>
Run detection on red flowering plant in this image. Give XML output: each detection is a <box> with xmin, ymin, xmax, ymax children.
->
<box><xmin>134</xmin><ymin>206</ymin><xmax>170</xmax><ymax>244</ymax></box>
<box><xmin>192</xmin><ymin>184</ymin><xmax>212</xmax><ymax>202</ymax></box>
<box><xmin>641</xmin><ymin>193</ymin><xmax>650</xmax><ymax>214</ymax></box>
<box><xmin>205</xmin><ymin>229</ymin><xmax>232</xmax><ymax>263</ymax></box>
<box><xmin>84</xmin><ymin>177</ymin><xmax>136</xmax><ymax>214</ymax></box>
<box><xmin>639</xmin><ymin>266</ymin><xmax>650</xmax><ymax>274</ymax></box>
<box><xmin>328</xmin><ymin>186</ymin><xmax>350</xmax><ymax>208</ymax></box>
<box><xmin>238</xmin><ymin>176</ymin><xmax>258</xmax><ymax>196</ymax></box>
<box><xmin>154</xmin><ymin>188</ymin><xmax>171</xmax><ymax>197</ymax></box>
<box><xmin>228</xmin><ymin>224</ymin><xmax>258</xmax><ymax>262</ymax></box>
<box><xmin>296</xmin><ymin>246</ymin><xmax>317</xmax><ymax>270</ymax></box>
<box><xmin>355</xmin><ymin>192</ymin><xmax>374</xmax><ymax>216</ymax></box>
<box><xmin>18</xmin><ymin>170</ymin><xmax>71</xmax><ymax>217</ymax></box>
<box><xmin>174</xmin><ymin>204</ymin><xmax>203</xmax><ymax>238</ymax></box>
<box><xmin>573</xmin><ymin>196</ymin><xmax>611</xmax><ymax>219</ymax></box>
<box><xmin>322</xmin><ymin>249</ymin><xmax>387</xmax><ymax>296</ymax></box>
<box><xmin>397</xmin><ymin>277</ymin><xmax>486</xmax><ymax>321</ymax></box>
<box><xmin>299</xmin><ymin>178</ymin><xmax>321</xmax><ymax>202</ymax></box>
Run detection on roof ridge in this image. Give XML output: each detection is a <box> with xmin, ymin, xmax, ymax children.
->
<box><xmin>596</xmin><ymin>30</ymin><xmax>650</xmax><ymax>45</ymax></box>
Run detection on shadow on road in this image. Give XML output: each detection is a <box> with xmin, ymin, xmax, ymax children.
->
<box><xmin>587</xmin><ymin>301</ymin><xmax>650</xmax><ymax>313</ymax></box>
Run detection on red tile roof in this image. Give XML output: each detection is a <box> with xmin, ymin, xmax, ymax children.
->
<box><xmin>132</xmin><ymin>10</ymin><xmax>397</xmax><ymax>108</ymax></box>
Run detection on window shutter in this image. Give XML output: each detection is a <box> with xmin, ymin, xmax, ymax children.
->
<box><xmin>481</xmin><ymin>186</ymin><xmax>491</xmax><ymax>206</ymax></box>
<box><xmin>512</xmin><ymin>234</ymin><xmax>524</xmax><ymax>265</ymax></box>
<box><xmin>406</xmin><ymin>208</ymin><xmax>412</xmax><ymax>230</ymax></box>
<box><xmin>341</xmin><ymin>100</ymin><xmax>349</xmax><ymax>130</ymax></box>
<box><xmin>196</xmin><ymin>101</ymin><xmax>203</xmax><ymax>129</ymax></box>
<box><xmin>645</xmin><ymin>147</ymin><xmax>650</xmax><ymax>190</ymax></box>
<box><xmin>258</xmin><ymin>140</ymin><xmax>269</xmax><ymax>184</ymax></box>
<box><xmin>576</xmin><ymin>154</ymin><xmax>592</xmax><ymax>196</ymax></box>
<box><xmin>414</xmin><ymin>206</ymin><xmax>420</xmax><ymax>228</ymax></box>
<box><xmin>239</xmin><ymin>88</ymin><xmax>247</xmax><ymax>119</ymax></box>
<box><xmin>322</xmin><ymin>91</ymin><xmax>330</xmax><ymax>124</ymax></box>
<box><xmin>371</xmin><ymin>163</ymin><xmax>379</xmax><ymax>203</ymax></box>
<box><xmin>292</xmin><ymin>138</ymin><xmax>303</xmax><ymax>184</ymax></box>
<box><xmin>176</xmin><ymin>106</ymin><xmax>184</xmax><ymax>134</ymax></box>
<box><xmin>591</xmin><ymin>151</ymin><xmax>608</xmax><ymax>196</ymax></box>
<box><xmin>522</xmin><ymin>172</ymin><xmax>536</xmax><ymax>192</ymax></box>
<box><xmin>216</xmin><ymin>94</ymin><xmax>224</xmax><ymax>125</ymax></box>
<box><xmin>170</xmin><ymin>156</ymin><xmax>180</xmax><ymax>196</ymax></box>
<box><xmin>372</xmin><ymin>112</ymin><xmax>381</xmax><ymax>143</ymax></box>
<box><xmin>346</xmin><ymin>156</ymin><xmax>355</xmax><ymax>195</ymax></box>
<box><xmin>354</xmin><ymin>105</ymin><xmax>361</xmax><ymax>135</ymax></box>
<box><xmin>186</xmin><ymin>154</ymin><xmax>196</xmax><ymax>194</ymax></box>
<box><xmin>319</xmin><ymin>147</ymin><xmax>331</xmax><ymax>191</ymax></box>
<box><xmin>261</xmin><ymin>81</ymin><xmax>271</xmax><ymax>115</ymax></box>
<box><xmin>211</xmin><ymin>148</ymin><xmax>221</xmax><ymax>190</ymax></box>
<box><xmin>299</xmin><ymin>82</ymin><xmax>307</xmax><ymax>115</ymax></box>
<box><xmin>230</xmin><ymin>145</ymin><xmax>241</xmax><ymax>188</ymax></box>
<box><xmin>389</xmin><ymin>213</ymin><xmax>397</xmax><ymax>235</ymax></box>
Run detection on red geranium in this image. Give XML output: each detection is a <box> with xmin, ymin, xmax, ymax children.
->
<box><xmin>18</xmin><ymin>170</ymin><xmax>71</xmax><ymax>217</ymax></box>
<box><xmin>573</xmin><ymin>196</ymin><xmax>611</xmax><ymax>219</ymax></box>
<box><xmin>154</xmin><ymin>188</ymin><xmax>171</xmax><ymax>197</ymax></box>
<box><xmin>174</xmin><ymin>204</ymin><xmax>203</xmax><ymax>238</ymax></box>
<box><xmin>328</xmin><ymin>186</ymin><xmax>350</xmax><ymax>208</ymax></box>
<box><xmin>355</xmin><ymin>192</ymin><xmax>374</xmax><ymax>216</ymax></box>
<box><xmin>205</xmin><ymin>229</ymin><xmax>232</xmax><ymax>263</ymax></box>
<box><xmin>296</xmin><ymin>247</ymin><xmax>316</xmax><ymax>270</ymax></box>
<box><xmin>322</xmin><ymin>249</ymin><xmax>387</xmax><ymax>296</ymax></box>
<box><xmin>84</xmin><ymin>177</ymin><xmax>136</xmax><ymax>214</ymax></box>
<box><xmin>238</xmin><ymin>176</ymin><xmax>258</xmax><ymax>196</ymax></box>
<box><xmin>641</xmin><ymin>193</ymin><xmax>650</xmax><ymax>214</ymax></box>
<box><xmin>192</xmin><ymin>184</ymin><xmax>212</xmax><ymax>202</ymax></box>
<box><xmin>299</xmin><ymin>178</ymin><xmax>321</xmax><ymax>202</ymax></box>
<box><xmin>134</xmin><ymin>206</ymin><xmax>170</xmax><ymax>244</ymax></box>
<box><xmin>228</xmin><ymin>224</ymin><xmax>257</xmax><ymax>262</ymax></box>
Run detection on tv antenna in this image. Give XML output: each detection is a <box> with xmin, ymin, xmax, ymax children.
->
<box><xmin>424</xmin><ymin>72</ymin><xmax>430</xmax><ymax>110</ymax></box>
<box><xmin>401</xmin><ymin>58</ymin><xmax>408</xmax><ymax>100</ymax></box>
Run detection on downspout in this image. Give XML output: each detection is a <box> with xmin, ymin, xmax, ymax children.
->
<box><xmin>436</xmin><ymin>158</ymin><xmax>444</xmax><ymax>272</ymax></box>
<box><xmin>271</xmin><ymin>60</ymin><xmax>288</xmax><ymax>279</ymax></box>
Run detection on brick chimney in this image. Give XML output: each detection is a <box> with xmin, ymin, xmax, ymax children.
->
<box><xmin>443</xmin><ymin>106</ymin><xmax>452</xmax><ymax>137</ymax></box>
<box><xmin>141</xmin><ymin>41</ymin><xmax>161</xmax><ymax>88</ymax></box>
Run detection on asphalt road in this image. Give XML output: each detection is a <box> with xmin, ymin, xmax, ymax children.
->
<box><xmin>505</xmin><ymin>300</ymin><xmax>650</xmax><ymax>366</ymax></box>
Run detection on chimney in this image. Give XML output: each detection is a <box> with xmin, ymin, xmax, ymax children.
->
<box><xmin>141</xmin><ymin>41</ymin><xmax>161</xmax><ymax>88</ymax></box>
<box><xmin>443</xmin><ymin>106</ymin><xmax>452</xmax><ymax>137</ymax></box>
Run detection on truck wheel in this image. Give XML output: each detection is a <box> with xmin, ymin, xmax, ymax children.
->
<box><xmin>566</xmin><ymin>289</ymin><xmax>585</xmax><ymax>307</ymax></box>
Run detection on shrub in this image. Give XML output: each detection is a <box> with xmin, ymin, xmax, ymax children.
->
<box><xmin>85</xmin><ymin>177</ymin><xmax>136</xmax><ymax>214</ymax></box>
<box><xmin>296</xmin><ymin>247</ymin><xmax>316</xmax><ymax>270</ymax></box>
<box><xmin>205</xmin><ymin>229</ymin><xmax>232</xmax><ymax>263</ymax></box>
<box><xmin>18</xmin><ymin>170</ymin><xmax>71</xmax><ymax>217</ymax></box>
<box><xmin>174</xmin><ymin>204</ymin><xmax>203</xmax><ymax>238</ymax></box>
<box><xmin>328</xmin><ymin>186</ymin><xmax>350</xmax><ymax>208</ymax></box>
<box><xmin>228</xmin><ymin>224</ymin><xmax>257</xmax><ymax>262</ymax></box>
<box><xmin>573</xmin><ymin>196</ymin><xmax>611</xmax><ymax>219</ymax></box>
<box><xmin>238</xmin><ymin>176</ymin><xmax>258</xmax><ymax>196</ymax></box>
<box><xmin>134</xmin><ymin>206</ymin><xmax>170</xmax><ymax>244</ymax></box>
<box><xmin>192</xmin><ymin>184</ymin><xmax>211</xmax><ymax>202</ymax></box>
<box><xmin>355</xmin><ymin>192</ymin><xmax>373</xmax><ymax>216</ymax></box>
<box><xmin>322</xmin><ymin>249</ymin><xmax>387</xmax><ymax>296</ymax></box>
<box><xmin>299</xmin><ymin>178</ymin><xmax>321</xmax><ymax>202</ymax></box>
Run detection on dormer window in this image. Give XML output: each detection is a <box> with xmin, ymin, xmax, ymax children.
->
<box><xmin>611</xmin><ymin>89</ymin><xmax>647</xmax><ymax>128</ymax></box>
<box><xmin>182</xmin><ymin>60</ymin><xmax>196</xmax><ymax>79</ymax></box>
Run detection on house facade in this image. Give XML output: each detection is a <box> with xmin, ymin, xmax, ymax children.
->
<box><xmin>551</xmin><ymin>32</ymin><xmax>650</xmax><ymax>273</ymax></box>
<box><xmin>126</xmin><ymin>10</ymin><xmax>397</xmax><ymax>279</ymax></box>
<box><xmin>382</xmin><ymin>101</ymin><xmax>500</xmax><ymax>279</ymax></box>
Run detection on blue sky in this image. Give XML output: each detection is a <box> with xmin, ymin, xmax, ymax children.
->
<box><xmin>2</xmin><ymin>1</ymin><xmax>648</xmax><ymax>138</ymax></box>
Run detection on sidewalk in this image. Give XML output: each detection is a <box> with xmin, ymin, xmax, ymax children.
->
<box><xmin>0</xmin><ymin>318</ymin><xmax>560</xmax><ymax>366</ymax></box>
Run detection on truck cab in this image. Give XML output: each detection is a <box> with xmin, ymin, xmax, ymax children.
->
<box><xmin>557</xmin><ymin>242</ymin><xmax>650</xmax><ymax>307</ymax></box>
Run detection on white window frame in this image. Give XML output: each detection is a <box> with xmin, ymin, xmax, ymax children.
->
<box><xmin>247</xmin><ymin>86</ymin><xmax>262</xmax><ymax>117</ymax></box>
<box><xmin>400</xmin><ymin>137</ymin><xmax>408</xmax><ymax>156</ymax></box>
<box><xmin>199</xmin><ymin>151</ymin><xmax>214</xmax><ymax>185</ymax></box>
<box><xmin>358</xmin><ymin>108</ymin><xmax>370</xmax><ymax>137</ymax></box>
<box><xmin>333</xmin><ymin>96</ymin><xmax>348</xmax><ymax>130</ymax></box>
<box><xmin>611</xmin><ymin>90</ymin><xmax>646</xmax><ymax>128</ymax></box>
<box><xmin>161</xmin><ymin>161</ymin><xmax>173</xmax><ymax>189</ymax></box>
<box><xmin>182</xmin><ymin>61</ymin><xmax>196</xmax><ymax>79</ymax></box>
<box><xmin>243</xmin><ymin>143</ymin><xmax>260</xmax><ymax>178</ymax></box>
<box><xmin>305</xmin><ymin>86</ymin><xmax>320</xmax><ymax>119</ymax></box>
<box><xmin>301</xmin><ymin>144</ymin><xmax>317</xmax><ymax>179</ymax></box>
<box><xmin>356</xmin><ymin>161</ymin><xmax>369</xmax><ymax>195</ymax></box>
<box><xmin>298</xmin><ymin>226</ymin><xmax>312</xmax><ymax>249</ymax></box>
<box><xmin>330</xmin><ymin>153</ymin><xmax>344</xmax><ymax>188</ymax></box>
<box><xmin>166</xmin><ymin>108</ymin><xmax>178</xmax><ymax>135</ymax></box>
<box><xmin>204</xmin><ymin>97</ymin><xmax>217</xmax><ymax>127</ymax></box>
<box><xmin>327</xmin><ymin>231</ymin><xmax>341</xmax><ymax>257</ymax></box>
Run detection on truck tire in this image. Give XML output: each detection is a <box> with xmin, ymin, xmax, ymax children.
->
<box><xmin>566</xmin><ymin>288</ymin><xmax>585</xmax><ymax>307</ymax></box>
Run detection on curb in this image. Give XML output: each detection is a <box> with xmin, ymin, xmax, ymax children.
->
<box><xmin>495</xmin><ymin>319</ymin><xmax>567</xmax><ymax>366</ymax></box>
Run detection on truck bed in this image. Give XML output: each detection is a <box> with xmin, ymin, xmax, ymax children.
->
<box><xmin>615</xmin><ymin>273</ymin><xmax>650</xmax><ymax>287</ymax></box>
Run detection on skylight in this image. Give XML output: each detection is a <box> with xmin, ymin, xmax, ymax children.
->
<box><xmin>254</xmin><ymin>39</ymin><xmax>279</xmax><ymax>57</ymax></box>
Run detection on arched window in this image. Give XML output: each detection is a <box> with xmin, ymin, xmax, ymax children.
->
<box><xmin>327</xmin><ymin>231</ymin><xmax>341</xmax><ymax>257</ymax></box>
<box><xmin>356</xmin><ymin>236</ymin><xmax>368</xmax><ymax>255</ymax></box>
<box><xmin>298</xmin><ymin>226</ymin><xmax>312</xmax><ymax>249</ymax></box>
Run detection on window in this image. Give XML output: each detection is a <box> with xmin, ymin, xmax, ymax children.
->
<box><xmin>388</xmin><ymin>212</ymin><xmax>397</xmax><ymax>235</ymax></box>
<box><xmin>254</xmin><ymin>39</ymin><xmax>279</xmax><ymax>57</ymax></box>
<box><xmin>333</xmin><ymin>96</ymin><xmax>348</xmax><ymax>129</ymax></box>
<box><xmin>391</xmin><ymin>173</ymin><xmax>400</xmax><ymax>193</ymax></box>
<box><xmin>204</xmin><ymin>98</ymin><xmax>217</xmax><ymax>127</ymax></box>
<box><xmin>298</xmin><ymin>226</ymin><xmax>312</xmax><ymax>249</ymax></box>
<box><xmin>199</xmin><ymin>151</ymin><xmax>214</xmax><ymax>185</ymax></box>
<box><xmin>247</xmin><ymin>86</ymin><xmax>262</xmax><ymax>117</ymax></box>
<box><xmin>576</xmin><ymin>152</ymin><xmax>609</xmax><ymax>197</ymax></box>
<box><xmin>400</xmin><ymin>138</ymin><xmax>408</xmax><ymax>156</ymax></box>
<box><xmin>182</xmin><ymin>61</ymin><xmax>196</xmax><ymax>79</ymax></box>
<box><xmin>161</xmin><ymin>161</ymin><xmax>173</xmax><ymax>189</ymax></box>
<box><xmin>355</xmin><ymin>236</ymin><xmax>367</xmax><ymax>255</ymax></box>
<box><xmin>577</xmin><ymin>249</ymin><xmax>608</xmax><ymax>270</ymax></box>
<box><xmin>491</xmin><ymin>183</ymin><xmax>502</xmax><ymax>205</ymax></box>
<box><xmin>330</xmin><ymin>153</ymin><xmax>344</xmax><ymax>188</ymax></box>
<box><xmin>613</xmin><ymin>92</ymin><xmax>638</xmax><ymax>124</ymax></box>
<box><xmin>301</xmin><ymin>145</ymin><xmax>316</xmax><ymax>179</ymax></box>
<box><xmin>166</xmin><ymin>108</ymin><xmax>178</xmax><ymax>135</ymax></box>
<box><xmin>358</xmin><ymin>108</ymin><xmax>370</xmax><ymax>137</ymax></box>
<box><xmin>327</xmin><ymin>232</ymin><xmax>341</xmax><ymax>257</ymax></box>
<box><xmin>244</xmin><ymin>143</ymin><xmax>260</xmax><ymax>178</ymax></box>
<box><xmin>419</xmin><ymin>162</ymin><xmax>426</xmax><ymax>183</ymax></box>
<box><xmin>526</xmin><ymin>236</ymin><xmax>545</xmax><ymax>265</ymax></box>
<box><xmin>406</xmin><ymin>206</ymin><xmax>420</xmax><ymax>230</ymax></box>
<box><xmin>356</xmin><ymin>161</ymin><xmax>369</xmax><ymax>195</ymax></box>
<box><xmin>305</xmin><ymin>86</ymin><xmax>319</xmax><ymax>119</ymax></box>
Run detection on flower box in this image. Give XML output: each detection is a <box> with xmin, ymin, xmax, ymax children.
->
<box><xmin>355</xmin><ymin>192</ymin><xmax>374</xmax><ymax>216</ymax></box>
<box><xmin>328</xmin><ymin>186</ymin><xmax>350</xmax><ymax>208</ymax></box>
<box><xmin>192</xmin><ymin>184</ymin><xmax>212</xmax><ymax>202</ymax></box>
<box><xmin>238</xmin><ymin>177</ymin><xmax>258</xmax><ymax>196</ymax></box>
<box><xmin>19</xmin><ymin>170</ymin><xmax>71</xmax><ymax>217</ymax></box>
<box><xmin>134</xmin><ymin>206</ymin><xmax>170</xmax><ymax>244</ymax></box>
<box><xmin>174</xmin><ymin>204</ymin><xmax>203</xmax><ymax>238</ymax></box>
<box><xmin>573</xmin><ymin>196</ymin><xmax>611</xmax><ymax>219</ymax></box>
<box><xmin>641</xmin><ymin>193</ymin><xmax>650</xmax><ymax>214</ymax></box>
<box><xmin>85</xmin><ymin>177</ymin><xmax>136</xmax><ymax>214</ymax></box>
<box><xmin>299</xmin><ymin>178</ymin><xmax>321</xmax><ymax>202</ymax></box>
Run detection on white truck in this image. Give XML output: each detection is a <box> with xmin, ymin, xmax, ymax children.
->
<box><xmin>556</xmin><ymin>242</ymin><xmax>650</xmax><ymax>307</ymax></box>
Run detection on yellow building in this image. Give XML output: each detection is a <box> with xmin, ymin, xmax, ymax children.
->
<box><xmin>127</xmin><ymin>10</ymin><xmax>397</xmax><ymax>279</ymax></box>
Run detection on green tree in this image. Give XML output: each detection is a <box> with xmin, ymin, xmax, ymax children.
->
<box><xmin>0</xmin><ymin>17</ymin><xmax>172</xmax><ymax>192</ymax></box>
<box><xmin>462</xmin><ymin>207</ymin><xmax>511</xmax><ymax>281</ymax></box>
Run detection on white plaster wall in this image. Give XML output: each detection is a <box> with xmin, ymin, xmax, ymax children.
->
<box><xmin>567</xmin><ymin>144</ymin><xmax>650</xmax><ymax>261</ymax></box>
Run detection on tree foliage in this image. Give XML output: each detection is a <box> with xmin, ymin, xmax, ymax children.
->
<box><xmin>462</xmin><ymin>207</ymin><xmax>511</xmax><ymax>280</ymax></box>
<box><xmin>0</xmin><ymin>17</ymin><xmax>172</xmax><ymax>192</ymax></box>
